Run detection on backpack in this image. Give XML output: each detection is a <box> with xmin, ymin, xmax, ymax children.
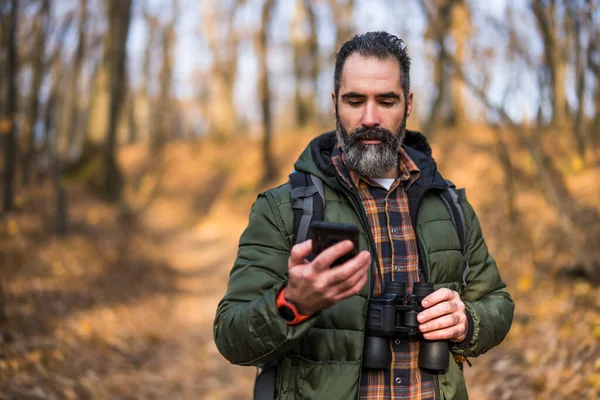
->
<box><xmin>254</xmin><ymin>171</ymin><xmax>470</xmax><ymax>400</ymax></box>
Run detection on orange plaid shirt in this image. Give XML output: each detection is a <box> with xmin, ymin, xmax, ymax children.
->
<box><xmin>332</xmin><ymin>145</ymin><xmax>437</xmax><ymax>400</ymax></box>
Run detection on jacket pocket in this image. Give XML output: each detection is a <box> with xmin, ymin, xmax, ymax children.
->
<box><xmin>278</xmin><ymin>353</ymin><xmax>361</xmax><ymax>400</ymax></box>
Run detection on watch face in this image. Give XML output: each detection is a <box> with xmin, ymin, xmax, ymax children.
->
<box><xmin>278</xmin><ymin>305</ymin><xmax>295</xmax><ymax>322</ymax></box>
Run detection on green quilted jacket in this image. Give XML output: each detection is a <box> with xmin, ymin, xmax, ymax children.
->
<box><xmin>214</xmin><ymin>131</ymin><xmax>514</xmax><ymax>400</ymax></box>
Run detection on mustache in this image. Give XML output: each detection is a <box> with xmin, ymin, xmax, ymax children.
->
<box><xmin>345</xmin><ymin>126</ymin><xmax>396</xmax><ymax>142</ymax></box>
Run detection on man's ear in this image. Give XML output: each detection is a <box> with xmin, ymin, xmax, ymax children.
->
<box><xmin>331</xmin><ymin>91</ymin><xmax>337</xmax><ymax>115</ymax></box>
<box><xmin>406</xmin><ymin>92</ymin><xmax>414</xmax><ymax>118</ymax></box>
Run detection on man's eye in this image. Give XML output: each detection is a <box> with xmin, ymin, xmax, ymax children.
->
<box><xmin>348</xmin><ymin>101</ymin><xmax>363</xmax><ymax>107</ymax></box>
<box><xmin>380</xmin><ymin>102</ymin><xmax>395</xmax><ymax>107</ymax></box>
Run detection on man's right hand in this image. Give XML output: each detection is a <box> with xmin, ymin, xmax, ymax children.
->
<box><xmin>284</xmin><ymin>239</ymin><xmax>371</xmax><ymax>316</ymax></box>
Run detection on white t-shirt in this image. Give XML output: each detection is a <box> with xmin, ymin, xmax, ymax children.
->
<box><xmin>371</xmin><ymin>178</ymin><xmax>395</xmax><ymax>191</ymax></box>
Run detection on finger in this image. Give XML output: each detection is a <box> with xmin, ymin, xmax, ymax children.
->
<box><xmin>419</xmin><ymin>313</ymin><xmax>463</xmax><ymax>333</ymax></box>
<box><xmin>417</xmin><ymin>300</ymin><xmax>459</xmax><ymax>324</ymax></box>
<box><xmin>325</xmin><ymin>250</ymin><xmax>370</xmax><ymax>286</ymax></box>
<box><xmin>421</xmin><ymin>288</ymin><xmax>456</xmax><ymax>308</ymax></box>
<box><xmin>311</xmin><ymin>240</ymin><xmax>355</xmax><ymax>271</ymax></box>
<box><xmin>289</xmin><ymin>239</ymin><xmax>313</xmax><ymax>267</ymax></box>
<box><xmin>328</xmin><ymin>252</ymin><xmax>370</xmax><ymax>293</ymax></box>
<box><xmin>334</xmin><ymin>273</ymin><xmax>368</xmax><ymax>302</ymax></box>
<box><xmin>422</xmin><ymin>325</ymin><xmax>466</xmax><ymax>341</ymax></box>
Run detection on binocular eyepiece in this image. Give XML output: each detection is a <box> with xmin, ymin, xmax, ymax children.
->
<box><xmin>362</xmin><ymin>282</ymin><xmax>449</xmax><ymax>374</ymax></box>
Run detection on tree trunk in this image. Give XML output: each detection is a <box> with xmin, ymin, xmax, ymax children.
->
<box><xmin>258</xmin><ymin>0</ymin><xmax>276</xmax><ymax>184</ymax></box>
<box><xmin>151</xmin><ymin>1</ymin><xmax>177</xmax><ymax>149</ymax></box>
<box><xmin>305</xmin><ymin>0</ymin><xmax>319</xmax><ymax>123</ymax></box>
<box><xmin>291</xmin><ymin>0</ymin><xmax>319</xmax><ymax>128</ymax></box>
<box><xmin>293</xmin><ymin>38</ymin><xmax>309</xmax><ymax>127</ymax></box>
<box><xmin>21</xmin><ymin>0</ymin><xmax>50</xmax><ymax>186</ymax></box>
<box><xmin>531</xmin><ymin>0</ymin><xmax>568</xmax><ymax>126</ymax></box>
<box><xmin>590</xmin><ymin>49</ymin><xmax>600</xmax><ymax>144</ymax></box>
<box><xmin>332</xmin><ymin>0</ymin><xmax>355</xmax><ymax>50</ymax></box>
<box><xmin>2</xmin><ymin>0</ymin><xmax>19</xmax><ymax>213</ymax></box>
<box><xmin>587</xmin><ymin>0</ymin><xmax>600</xmax><ymax>145</ymax></box>
<box><xmin>102</xmin><ymin>0</ymin><xmax>133</xmax><ymax>201</ymax></box>
<box><xmin>292</xmin><ymin>2</ymin><xmax>308</xmax><ymax>128</ymax></box>
<box><xmin>449</xmin><ymin>1</ymin><xmax>469</xmax><ymax>126</ymax></box>
<box><xmin>47</xmin><ymin>68</ymin><xmax>68</xmax><ymax>236</ymax></box>
<box><xmin>422</xmin><ymin>46</ymin><xmax>447</xmax><ymax>137</ymax></box>
<box><xmin>204</xmin><ymin>0</ymin><xmax>242</xmax><ymax>139</ymax></box>
<box><xmin>570</xmin><ymin>5</ymin><xmax>587</xmax><ymax>161</ymax></box>
<box><xmin>62</xmin><ymin>0</ymin><xmax>87</xmax><ymax>161</ymax></box>
<box><xmin>127</xmin><ymin>92</ymin><xmax>137</xmax><ymax>144</ymax></box>
<box><xmin>86</xmin><ymin>60</ymin><xmax>110</xmax><ymax>146</ymax></box>
<box><xmin>139</xmin><ymin>3</ymin><xmax>159</xmax><ymax>144</ymax></box>
<box><xmin>420</xmin><ymin>0</ymin><xmax>461</xmax><ymax>137</ymax></box>
<box><xmin>491</xmin><ymin>126</ymin><xmax>518</xmax><ymax>222</ymax></box>
<box><xmin>42</xmin><ymin>27</ymin><xmax>69</xmax><ymax>235</ymax></box>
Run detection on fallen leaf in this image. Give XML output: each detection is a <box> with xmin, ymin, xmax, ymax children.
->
<box><xmin>593</xmin><ymin>325</ymin><xmax>600</xmax><ymax>340</ymax></box>
<box><xmin>86</xmin><ymin>210</ymin><xmax>102</xmax><ymax>225</ymax></box>
<box><xmin>14</xmin><ymin>195</ymin><xmax>25</xmax><ymax>208</ymax></box>
<box><xmin>587</xmin><ymin>373</ymin><xmax>600</xmax><ymax>390</ymax></box>
<box><xmin>517</xmin><ymin>276</ymin><xmax>533</xmax><ymax>292</ymax></box>
<box><xmin>6</xmin><ymin>219</ymin><xmax>18</xmax><ymax>236</ymax></box>
<box><xmin>26</xmin><ymin>351</ymin><xmax>42</xmax><ymax>363</ymax></box>
<box><xmin>571</xmin><ymin>157</ymin><xmax>584</xmax><ymax>172</ymax></box>
<box><xmin>79</xmin><ymin>321</ymin><xmax>93</xmax><ymax>337</ymax></box>
<box><xmin>574</xmin><ymin>281</ymin><xmax>591</xmax><ymax>296</ymax></box>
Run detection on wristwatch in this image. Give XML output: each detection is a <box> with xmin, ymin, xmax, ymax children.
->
<box><xmin>276</xmin><ymin>287</ymin><xmax>311</xmax><ymax>325</ymax></box>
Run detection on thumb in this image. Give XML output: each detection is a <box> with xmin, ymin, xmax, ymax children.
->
<box><xmin>289</xmin><ymin>239</ymin><xmax>312</xmax><ymax>268</ymax></box>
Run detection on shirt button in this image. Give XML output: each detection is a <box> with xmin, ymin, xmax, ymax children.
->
<box><xmin>395</xmin><ymin>377</ymin><xmax>402</xmax><ymax>384</ymax></box>
<box><xmin>394</xmin><ymin>265</ymin><xmax>401</xmax><ymax>272</ymax></box>
<box><xmin>395</xmin><ymin>339</ymin><xmax>402</xmax><ymax>345</ymax></box>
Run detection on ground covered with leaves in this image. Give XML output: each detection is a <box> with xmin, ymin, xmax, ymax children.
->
<box><xmin>1</xmin><ymin>129</ymin><xmax>599</xmax><ymax>399</ymax></box>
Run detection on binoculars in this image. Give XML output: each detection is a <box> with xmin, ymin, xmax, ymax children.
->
<box><xmin>362</xmin><ymin>282</ymin><xmax>449</xmax><ymax>374</ymax></box>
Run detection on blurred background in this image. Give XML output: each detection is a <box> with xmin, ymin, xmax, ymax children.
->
<box><xmin>1</xmin><ymin>0</ymin><xmax>599</xmax><ymax>398</ymax></box>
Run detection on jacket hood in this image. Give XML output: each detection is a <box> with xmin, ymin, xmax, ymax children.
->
<box><xmin>293</xmin><ymin>130</ymin><xmax>446</xmax><ymax>189</ymax></box>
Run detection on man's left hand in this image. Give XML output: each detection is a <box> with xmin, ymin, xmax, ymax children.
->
<box><xmin>417</xmin><ymin>288</ymin><xmax>468</xmax><ymax>343</ymax></box>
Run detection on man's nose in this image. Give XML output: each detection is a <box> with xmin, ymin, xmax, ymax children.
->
<box><xmin>361</xmin><ymin>102</ymin><xmax>380</xmax><ymax>128</ymax></box>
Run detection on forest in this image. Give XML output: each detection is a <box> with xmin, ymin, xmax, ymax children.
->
<box><xmin>0</xmin><ymin>0</ymin><xmax>599</xmax><ymax>398</ymax></box>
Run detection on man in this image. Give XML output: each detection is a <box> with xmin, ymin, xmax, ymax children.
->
<box><xmin>213</xmin><ymin>32</ymin><xmax>514</xmax><ymax>400</ymax></box>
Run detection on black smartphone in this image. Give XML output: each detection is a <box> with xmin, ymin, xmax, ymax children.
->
<box><xmin>309</xmin><ymin>221</ymin><xmax>360</xmax><ymax>268</ymax></box>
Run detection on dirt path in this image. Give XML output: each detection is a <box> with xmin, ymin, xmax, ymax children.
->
<box><xmin>0</xmin><ymin>184</ymin><xmax>256</xmax><ymax>399</ymax></box>
<box><xmin>148</xmin><ymin>217</ymin><xmax>256</xmax><ymax>400</ymax></box>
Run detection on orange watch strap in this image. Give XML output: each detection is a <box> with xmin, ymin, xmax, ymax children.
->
<box><xmin>276</xmin><ymin>287</ymin><xmax>311</xmax><ymax>325</ymax></box>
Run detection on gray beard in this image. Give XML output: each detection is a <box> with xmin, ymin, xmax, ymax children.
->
<box><xmin>335</xmin><ymin>117</ymin><xmax>407</xmax><ymax>178</ymax></box>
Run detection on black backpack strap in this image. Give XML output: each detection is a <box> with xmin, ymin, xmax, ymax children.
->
<box><xmin>253</xmin><ymin>172</ymin><xmax>325</xmax><ymax>400</ymax></box>
<box><xmin>254</xmin><ymin>362</ymin><xmax>278</xmax><ymax>400</ymax></box>
<box><xmin>289</xmin><ymin>171</ymin><xmax>325</xmax><ymax>246</ymax></box>
<box><xmin>439</xmin><ymin>180</ymin><xmax>469</xmax><ymax>290</ymax></box>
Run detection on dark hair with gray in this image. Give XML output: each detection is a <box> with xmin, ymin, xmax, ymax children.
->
<box><xmin>334</xmin><ymin>32</ymin><xmax>411</xmax><ymax>100</ymax></box>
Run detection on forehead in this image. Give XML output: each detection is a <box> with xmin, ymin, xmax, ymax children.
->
<box><xmin>339</xmin><ymin>53</ymin><xmax>402</xmax><ymax>94</ymax></box>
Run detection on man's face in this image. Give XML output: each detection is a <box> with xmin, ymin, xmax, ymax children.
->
<box><xmin>332</xmin><ymin>53</ymin><xmax>413</xmax><ymax>178</ymax></box>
